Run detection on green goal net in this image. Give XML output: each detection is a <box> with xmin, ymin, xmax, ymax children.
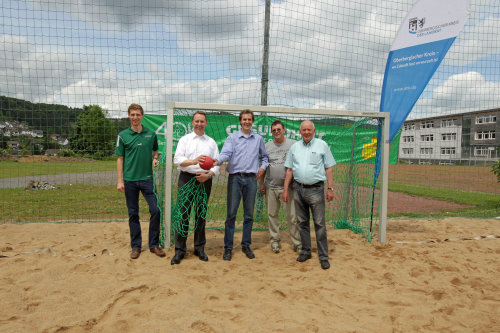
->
<box><xmin>145</xmin><ymin>103</ymin><xmax>390</xmax><ymax>246</ymax></box>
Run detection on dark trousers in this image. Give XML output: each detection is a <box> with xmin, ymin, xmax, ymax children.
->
<box><xmin>175</xmin><ymin>172</ymin><xmax>212</xmax><ymax>255</ymax></box>
<box><xmin>124</xmin><ymin>180</ymin><xmax>161</xmax><ymax>250</ymax></box>
<box><xmin>293</xmin><ymin>181</ymin><xmax>329</xmax><ymax>261</ymax></box>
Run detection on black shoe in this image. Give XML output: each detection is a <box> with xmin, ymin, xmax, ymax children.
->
<box><xmin>296</xmin><ymin>253</ymin><xmax>312</xmax><ymax>262</ymax></box>
<box><xmin>170</xmin><ymin>253</ymin><xmax>184</xmax><ymax>265</ymax></box>
<box><xmin>194</xmin><ymin>249</ymin><xmax>209</xmax><ymax>262</ymax></box>
<box><xmin>242</xmin><ymin>246</ymin><xmax>255</xmax><ymax>259</ymax></box>
<box><xmin>320</xmin><ymin>260</ymin><xmax>330</xmax><ymax>270</ymax></box>
<box><xmin>223</xmin><ymin>249</ymin><xmax>232</xmax><ymax>261</ymax></box>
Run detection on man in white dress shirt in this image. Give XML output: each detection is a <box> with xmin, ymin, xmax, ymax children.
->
<box><xmin>171</xmin><ymin>111</ymin><xmax>220</xmax><ymax>265</ymax></box>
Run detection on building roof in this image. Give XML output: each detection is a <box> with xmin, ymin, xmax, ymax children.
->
<box><xmin>405</xmin><ymin>107</ymin><xmax>499</xmax><ymax>123</ymax></box>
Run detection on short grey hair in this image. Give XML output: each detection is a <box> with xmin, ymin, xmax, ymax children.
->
<box><xmin>300</xmin><ymin>120</ymin><xmax>315</xmax><ymax>130</ymax></box>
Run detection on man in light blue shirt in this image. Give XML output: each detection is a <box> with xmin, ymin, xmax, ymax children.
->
<box><xmin>283</xmin><ymin>120</ymin><xmax>335</xmax><ymax>270</ymax></box>
<box><xmin>214</xmin><ymin>110</ymin><xmax>269</xmax><ymax>261</ymax></box>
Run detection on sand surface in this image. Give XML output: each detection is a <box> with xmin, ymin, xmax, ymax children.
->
<box><xmin>1</xmin><ymin>218</ymin><xmax>499</xmax><ymax>332</ymax></box>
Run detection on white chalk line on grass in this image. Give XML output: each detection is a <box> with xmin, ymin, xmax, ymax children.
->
<box><xmin>391</xmin><ymin>235</ymin><xmax>499</xmax><ymax>245</ymax></box>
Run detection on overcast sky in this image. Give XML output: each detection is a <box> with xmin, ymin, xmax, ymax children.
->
<box><xmin>0</xmin><ymin>0</ymin><xmax>499</xmax><ymax>118</ymax></box>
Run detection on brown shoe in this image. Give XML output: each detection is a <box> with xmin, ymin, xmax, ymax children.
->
<box><xmin>150</xmin><ymin>247</ymin><xmax>166</xmax><ymax>257</ymax></box>
<box><xmin>130</xmin><ymin>248</ymin><xmax>141</xmax><ymax>259</ymax></box>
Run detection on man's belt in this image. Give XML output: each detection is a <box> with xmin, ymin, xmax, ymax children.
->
<box><xmin>231</xmin><ymin>172</ymin><xmax>256</xmax><ymax>177</ymax></box>
<box><xmin>294</xmin><ymin>181</ymin><xmax>323</xmax><ymax>188</ymax></box>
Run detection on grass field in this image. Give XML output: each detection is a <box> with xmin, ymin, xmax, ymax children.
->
<box><xmin>0</xmin><ymin>158</ymin><xmax>116</xmax><ymax>179</ymax></box>
<box><xmin>0</xmin><ymin>158</ymin><xmax>498</xmax><ymax>224</ymax></box>
<box><xmin>0</xmin><ymin>184</ymin><xmax>127</xmax><ymax>223</ymax></box>
<box><xmin>387</xmin><ymin>182</ymin><xmax>499</xmax><ymax>218</ymax></box>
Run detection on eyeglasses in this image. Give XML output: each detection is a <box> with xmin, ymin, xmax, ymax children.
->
<box><xmin>271</xmin><ymin>128</ymin><xmax>282</xmax><ymax>133</ymax></box>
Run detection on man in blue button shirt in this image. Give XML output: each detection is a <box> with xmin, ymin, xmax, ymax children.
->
<box><xmin>282</xmin><ymin>120</ymin><xmax>335</xmax><ymax>270</ymax></box>
<box><xmin>214</xmin><ymin>110</ymin><xmax>269</xmax><ymax>261</ymax></box>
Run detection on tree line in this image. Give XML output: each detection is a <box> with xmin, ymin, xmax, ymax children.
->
<box><xmin>0</xmin><ymin>96</ymin><xmax>81</xmax><ymax>136</ymax></box>
<box><xmin>0</xmin><ymin>96</ymin><xmax>128</xmax><ymax>158</ymax></box>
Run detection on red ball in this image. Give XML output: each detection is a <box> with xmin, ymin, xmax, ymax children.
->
<box><xmin>200</xmin><ymin>155</ymin><xmax>214</xmax><ymax>170</ymax></box>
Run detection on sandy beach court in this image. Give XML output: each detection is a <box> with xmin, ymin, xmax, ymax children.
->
<box><xmin>1</xmin><ymin>217</ymin><xmax>499</xmax><ymax>332</ymax></box>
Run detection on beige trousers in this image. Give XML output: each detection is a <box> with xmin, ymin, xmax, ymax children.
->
<box><xmin>266</xmin><ymin>188</ymin><xmax>301</xmax><ymax>249</ymax></box>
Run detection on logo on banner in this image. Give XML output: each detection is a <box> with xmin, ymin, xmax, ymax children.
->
<box><xmin>172</xmin><ymin>123</ymin><xmax>188</xmax><ymax>142</ymax></box>
<box><xmin>409</xmin><ymin>17</ymin><xmax>426</xmax><ymax>34</ymax></box>
<box><xmin>154</xmin><ymin>121</ymin><xmax>191</xmax><ymax>144</ymax></box>
<box><xmin>362</xmin><ymin>138</ymin><xmax>377</xmax><ymax>159</ymax></box>
<box><xmin>408</xmin><ymin>17</ymin><xmax>460</xmax><ymax>38</ymax></box>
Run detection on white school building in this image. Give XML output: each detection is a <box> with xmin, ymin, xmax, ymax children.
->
<box><xmin>398</xmin><ymin>108</ymin><xmax>499</xmax><ymax>165</ymax></box>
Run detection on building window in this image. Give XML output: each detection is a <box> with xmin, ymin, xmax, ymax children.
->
<box><xmin>475</xmin><ymin>115</ymin><xmax>497</xmax><ymax>124</ymax></box>
<box><xmin>474</xmin><ymin>147</ymin><xmax>489</xmax><ymax>156</ymax></box>
<box><xmin>420</xmin><ymin>121</ymin><xmax>434</xmax><ymax>129</ymax></box>
<box><xmin>441</xmin><ymin>119</ymin><xmax>457</xmax><ymax>127</ymax></box>
<box><xmin>421</xmin><ymin>134</ymin><xmax>434</xmax><ymax>142</ymax></box>
<box><xmin>420</xmin><ymin>148</ymin><xmax>433</xmax><ymax>155</ymax></box>
<box><xmin>475</xmin><ymin>131</ymin><xmax>496</xmax><ymax>140</ymax></box>
<box><xmin>403</xmin><ymin>124</ymin><xmax>415</xmax><ymax>130</ymax></box>
<box><xmin>402</xmin><ymin>148</ymin><xmax>414</xmax><ymax>155</ymax></box>
<box><xmin>441</xmin><ymin>133</ymin><xmax>457</xmax><ymax>141</ymax></box>
<box><xmin>403</xmin><ymin>135</ymin><xmax>414</xmax><ymax>143</ymax></box>
<box><xmin>441</xmin><ymin>147</ymin><xmax>456</xmax><ymax>155</ymax></box>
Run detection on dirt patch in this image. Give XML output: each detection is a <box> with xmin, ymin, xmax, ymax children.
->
<box><xmin>387</xmin><ymin>192</ymin><xmax>470</xmax><ymax>214</ymax></box>
<box><xmin>390</xmin><ymin>164</ymin><xmax>499</xmax><ymax>194</ymax></box>
<box><xmin>327</xmin><ymin>183</ymin><xmax>471</xmax><ymax>216</ymax></box>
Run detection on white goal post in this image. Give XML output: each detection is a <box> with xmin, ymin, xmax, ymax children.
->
<box><xmin>162</xmin><ymin>102</ymin><xmax>390</xmax><ymax>246</ymax></box>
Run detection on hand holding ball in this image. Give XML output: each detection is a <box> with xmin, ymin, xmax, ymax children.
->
<box><xmin>199</xmin><ymin>155</ymin><xmax>214</xmax><ymax>170</ymax></box>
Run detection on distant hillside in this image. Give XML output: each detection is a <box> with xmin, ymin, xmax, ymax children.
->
<box><xmin>0</xmin><ymin>96</ymin><xmax>82</xmax><ymax>136</ymax></box>
<box><xmin>112</xmin><ymin>117</ymin><xmax>130</xmax><ymax>133</ymax></box>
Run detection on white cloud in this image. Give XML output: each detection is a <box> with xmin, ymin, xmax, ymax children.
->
<box><xmin>445</xmin><ymin>16</ymin><xmax>500</xmax><ymax>67</ymax></box>
<box><xmin>0</xmin><ymin>0</ymin><xmax>498</xmax><ymax>118</ymax></box>
<box><xmin>416</xmin><ymin>71</ymin><xmax>500</xmax><ymax>116</ymax></box>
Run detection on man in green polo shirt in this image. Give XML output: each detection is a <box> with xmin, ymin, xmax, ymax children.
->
<box><xmin>116</xmin><ymin>103</ymin><xmax>165</xmax><ymax>260</ymax></box>
<box><xmin>282</xmin><ymin>120</ymin><xmax>336</xmax><ymax>270</ymax></box>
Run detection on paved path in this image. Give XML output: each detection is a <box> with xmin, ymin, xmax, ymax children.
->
<box><xmin>0</xmin><ymin>171</ymin><xmax>116</xmax><ymax>188</ymax></box>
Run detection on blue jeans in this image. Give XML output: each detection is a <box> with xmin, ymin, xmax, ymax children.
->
<box><xmin>293</xmin><ymin>182</ymin><xmax>329</xmax><ymax>261</ymax></box>
<box><xmin>224</xmin><ymin>174</ymin><xmax>257</xmax><ymax>249</ymax></box>
<box><xmin>124</xmin><ymin>180</ymin><xmax>161</xmax><ymax>250</ymax></box>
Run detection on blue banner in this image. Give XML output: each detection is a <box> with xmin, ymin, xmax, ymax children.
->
<box><xmin>381</xmin><ymin>0</ymin><xmax>471</xmax><ymax>143</ymax></box>
<box><xmin>373</xmin><ymin>0</ymin><xmax>470</xmax><ymax>187</ymax></box>
<box><xmin>382</xmin><ymin>38</ymin><xmax>455</xmax><ymax>143</ymax></box>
